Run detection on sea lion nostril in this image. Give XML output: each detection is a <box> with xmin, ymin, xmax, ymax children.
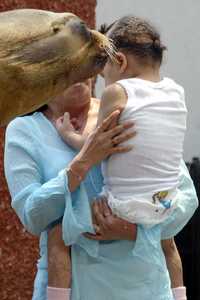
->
<box><xmin>53</xmin><ymin>25</ymin><xmax>60</xmax><ymax>34</ymax></box>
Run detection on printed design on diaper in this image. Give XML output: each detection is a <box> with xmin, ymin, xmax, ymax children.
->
<box><xmin>152</xmin><ymin>191</ymin><xmax>172</xmax><ymax>211</ymax></box>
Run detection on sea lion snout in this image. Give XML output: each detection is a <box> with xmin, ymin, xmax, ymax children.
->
<box><xmin>69</xmin><ymin>18</ymin><xmax>92</xmax><ymax>42</ymax></box>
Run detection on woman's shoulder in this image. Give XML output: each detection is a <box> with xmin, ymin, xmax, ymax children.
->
<box><xmin>5</xmin><ymin>113</ymin><xmax>41</xmax><ymax>141</ymax></box>
<box><xmin>7</xmin><ymin>112</ymin><xmax>39</xmax><ymax>127</ymax></box>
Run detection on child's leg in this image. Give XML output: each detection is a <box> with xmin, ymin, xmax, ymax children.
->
<box><xmin>161</xmin><ymin>238</ymin><xmax>187</xmax><ymax>300</ymax></box>
<box><xmin>47</xmin><ymin>224</ymin><xmax>71</xmax><ymax>299</ymax></box>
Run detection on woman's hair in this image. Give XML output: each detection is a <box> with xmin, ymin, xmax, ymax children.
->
<box><xmin>23</xmin><ymin>104</ymin><xmax>48</xmax><ymax>116</ymax></box>
<box><xmin>99</xmin><ymin>15</ymin><xmax>166</xmax><ymax>65</ymax></box>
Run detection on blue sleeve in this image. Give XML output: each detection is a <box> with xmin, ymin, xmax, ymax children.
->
<box><xmin>161</xmin><ymin>160</ymin><xmax>198</xmax><ymax>239</ymax></box>
<box><xmin>4</xmin><ymin>118</ymin><xmax>72</xmax><ymax>236</ymax></box>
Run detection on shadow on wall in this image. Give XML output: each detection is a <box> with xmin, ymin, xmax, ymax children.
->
<box><xmin>175</xmin><ymin>157</ymin><xmax>200</xmax><ymax>300</ymax></box>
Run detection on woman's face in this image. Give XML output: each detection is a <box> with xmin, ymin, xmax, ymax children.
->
<box><xmin>63</xmin><ymin>79</ymin><xmax>92</xmax><ymax>105</ymax></box>
<box><xmin>63</xmin><ymin>79</ymin><xmax>91</xmax><ymax>102</ymax></box>
<box><xmin>52</xmin><ymin>79</ymin><xmax>92</xmax><ymax>108</ymax></box>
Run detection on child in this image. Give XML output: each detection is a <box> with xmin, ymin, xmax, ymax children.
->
<box><xmin>56</xmin><ymin>16</ymin><xmax>187</xmax><ymax>300</ymax></box>
<box><xmin>57</xmin><ymin>16</ymin><xmax>187</xmax><ymax>227</ymax></box>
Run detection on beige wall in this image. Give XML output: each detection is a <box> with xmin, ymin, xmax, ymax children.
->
<box><xmin>96</xmin><ymin>0</ymin><xmax>200</xmax><ymax>161</ymax></box>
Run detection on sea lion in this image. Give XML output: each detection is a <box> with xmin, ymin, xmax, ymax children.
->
<box><xmin>0</xmin><ymin>9</ymin><xmax>112</xmax><ymax>125</ymax></box>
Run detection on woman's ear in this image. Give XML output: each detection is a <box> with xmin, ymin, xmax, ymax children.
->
<box><xmin>115</xmin><ymin>52</ymin><xmax>128</xmax><ymax>74</ymax></box>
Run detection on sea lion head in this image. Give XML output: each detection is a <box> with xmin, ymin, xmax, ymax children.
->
<box><xmin>0</xmin><ymin>9</ymin><xmax>113</xmax><ymax>125</ymax></box>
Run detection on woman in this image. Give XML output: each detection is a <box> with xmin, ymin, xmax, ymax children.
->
<box><xmin>4</xmin><ymin>79</ymin><xmax>198</xmax><ymax>300</ymax></box>
<box><xmin>4</xmin><ymin>79</ymin><xmax>135</xmax><ymax>299</ymax></box>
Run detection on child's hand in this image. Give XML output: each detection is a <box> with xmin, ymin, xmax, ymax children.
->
<box><xmin>56</xmin><ymin>112</ymin><xmax>86</xmax><ymax>150</ymax></box>
<box><xmin>56</xmin><ymin>112</ymin><xmax>76</xmax><ymax>138</ymax></box>
<box><xmin>70</xmin><ymin>117</ymin><xmax>80</xmax><ymax>131</ymax></box>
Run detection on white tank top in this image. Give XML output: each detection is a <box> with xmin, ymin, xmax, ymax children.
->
<box><xmin>102</xmin><ymin>77</ymin><xmax>187</xmax><ymax>226</ymax></box>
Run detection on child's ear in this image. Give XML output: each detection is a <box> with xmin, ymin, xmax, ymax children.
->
<box><xmin>116</xmin><ymin>52</ymin><xmax>128</xmax><ymax>73</ymax></box>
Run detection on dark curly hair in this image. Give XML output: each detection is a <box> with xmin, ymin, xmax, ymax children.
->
<box><xmin>99</xmin><ymin>16</ymin><xmax>166</xmax><ymax>65</ymax></box>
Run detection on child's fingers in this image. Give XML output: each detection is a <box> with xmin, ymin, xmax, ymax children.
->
<box><xmin>71</xmin><ymin>118</ymin><xmax>79</xmax><ymax>130</ymax></box>
<box><xmin>55</xmin><ymin>116</ymin><xmax>64</xmax><ymax>129</ymax></box>
<box><xmin>63</xmin><ymin>112</ymin><xmax>70</xmax><ymax>123</ymax></box>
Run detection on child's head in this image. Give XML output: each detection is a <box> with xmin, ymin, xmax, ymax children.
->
<box><xmin>100</xmin><ymin>16</ymin><xmax>166</xmax><ymax>85</ymax></box>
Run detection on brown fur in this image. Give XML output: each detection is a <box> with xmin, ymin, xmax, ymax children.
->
<box><xmin>0</xmin><ymin>9</ymin><xmax>110</xmax><ymax>125</ymax></box>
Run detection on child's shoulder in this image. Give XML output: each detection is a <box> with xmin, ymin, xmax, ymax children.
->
<box><xmin>102</xmin><ymin>83</ymin><xmax>127</xmax><ymax>106</ymax></box>
<box><xmin>98</xmin><ymin>84</ymin><xmax>128</xmax><ymax>121</ymax></box>
<box><xmin>163</xmin><ymin>77</ymin><xmax>185</xmax><ymax>95</ymax></box>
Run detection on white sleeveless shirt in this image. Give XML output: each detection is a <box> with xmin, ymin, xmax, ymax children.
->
<box><xmin>102</xmin><ymin>77</ymin><xmax>187</xmax><ymax>226</ymax></box>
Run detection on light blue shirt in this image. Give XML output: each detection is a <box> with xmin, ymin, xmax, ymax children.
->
<box><xmin>4</xmin><ymin>112</ymin><xmax>198</xmax><ymax>300</ymax></box>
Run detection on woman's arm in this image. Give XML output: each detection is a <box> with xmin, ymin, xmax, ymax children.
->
<box><xmin>5</xmin><ymin>112</ymin><xmax>136</xmax><ymax>236</ymax></box>
<box><xmin>86</xmin><ymin>160</ymin><xmax>198</xmax><ymax>242</ymax></box>
<box><xmin>84</xmin><ymin>197</ymin><xmax>137</xmax><ymax>241</ymax></box>
<box><xmin>4</xmin><ymin>118</ymin><xmax>75</xmax><ymax>236</ymax></box>
<box><xmin>68</xmin><ymin>110</ymin><xmax>135</xmax><ymax>191</ymax></box>
<box><xmin>161</xmin><ymin>160</ymin><xmax>198</xmax><ymax>240</ymax></box>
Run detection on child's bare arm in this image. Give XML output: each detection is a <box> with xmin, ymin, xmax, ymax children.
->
<box><xmin>98</xmin><ymin>83</ymin><xmax>127</xmax><ymax>126</ymax></box>
<box><xmin>56</xmin><ymin>85</ymin><xmax>127</xmax><ymax>150</ymax></box>
<box><xmin>56</xmin><ymin>112</ymin><xmax>86</xmax><ymax>150</ymax></box>
<box><xmin>61</xmin><ymin>130</ymin><xmax>85</xmax><ymax>150</ymax></box>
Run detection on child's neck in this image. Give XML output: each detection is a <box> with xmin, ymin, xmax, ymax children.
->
<box><xmin>121</xmin><ymin>64</ymin><xmax>161</xmax><ymax>83</ymax></box>
<box><xmin>135</xmin><ymin>69</ymin><xmax>161</xmax><ymax>82</ymax></box>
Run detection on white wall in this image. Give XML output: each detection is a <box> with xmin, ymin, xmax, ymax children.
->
<box><xmin>96</xmin><ymin>0</ymin><xmax>200</xmax><ymax>161</ymax></box>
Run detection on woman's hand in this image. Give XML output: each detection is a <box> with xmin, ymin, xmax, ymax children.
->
<box><xmin>67</xmin><ymin>110</ymin><xmax>136</xmax><ymax>192</ymax></box>
<box><xmin>75</xmin><ymin>110</ymin><xmax>136</xmax><ymax>170</ymax></box>
<box><xmin>84</xmin><ymin>197</ymin><xmax>137</xmax><ymax>241</ymax></box>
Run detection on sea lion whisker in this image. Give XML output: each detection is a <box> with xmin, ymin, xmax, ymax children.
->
<box><xmin>108</xmin><ymin>39</ymin><xmax>118</xmax><ymax>51</ymax></box>
<box><xmin>104</xmin><ymin>45</ymin><xmax>119</xmax><ymax>64</ymax></box>
<box><xmin>106</xmin><ymin>43</ymin><xmax>118</xmax><ymax>57</ymax></box>
<box><xmin>105</xmin><ymin>44</ymin><xmax>116</xmax><ymax>55</ymax></box>
<box><xmin>106</xmin><ymin>51</ymin><xmax>119</xmax><ymax>64</ymax></box>
<box><xmin>104</xmin><ymin>47</ymin><xmax>113</xmax><ymax>59</ymax></box>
